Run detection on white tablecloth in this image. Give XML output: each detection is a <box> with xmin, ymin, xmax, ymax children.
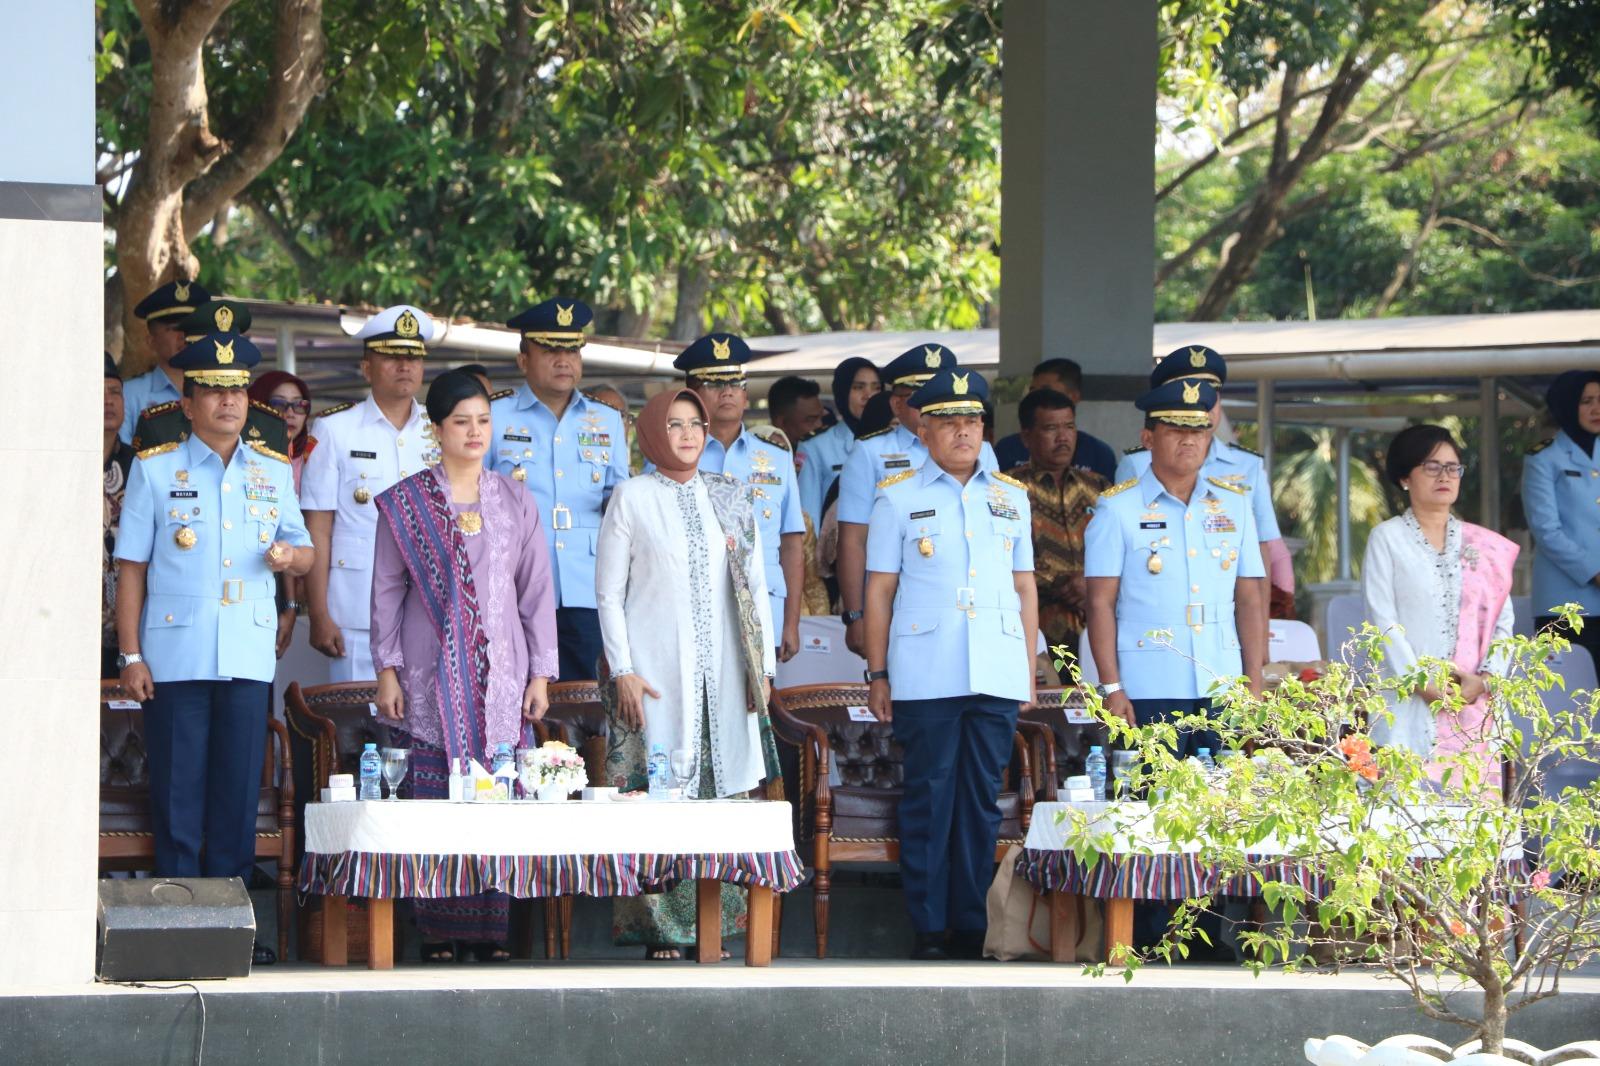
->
<box><xmin>306</xmin><ymin>798</ymin><xmax>795</xmax><ymax>857</ymax></box>
<box><xmin>299</xmin><ymin>799</ymin><xmax>805</xmax><ymax>899</ymax></box>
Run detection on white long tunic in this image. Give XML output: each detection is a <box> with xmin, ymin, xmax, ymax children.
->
<box><xmin>596</xmin><ymin>472</ymin><xmax>775</xmax><ymax>797</ymax></box>
<box><xmin>1360</xmin><ymin>512</ymin><xmax>1513</xmax><ymax>754</ymax></box>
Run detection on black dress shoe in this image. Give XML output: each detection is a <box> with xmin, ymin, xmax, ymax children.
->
<box><xmin>948</xmin><ymin>930</ymin><xmax>986</xmax><ymax>960</ymax></box>
<box><xmin>252</xmin><ymin>941</ymin><xmax>277</xmax><ymax>967</ymax></box>
<box><xmin>910</xmin><ymin>933</ymin><xmax>950</xmax><ymax>961</ymax></box>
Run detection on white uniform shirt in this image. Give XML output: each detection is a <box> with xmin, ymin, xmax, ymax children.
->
<box><xmin>299</xmin><ymin>395</ymin><xmax>438</xmax><ymax>632</ymax></box>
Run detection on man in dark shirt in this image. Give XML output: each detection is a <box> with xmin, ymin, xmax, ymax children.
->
<box><xmin>994</xmin><ymin>358</ymin><xmax>1117</xmax><ymax>481</ymax></box>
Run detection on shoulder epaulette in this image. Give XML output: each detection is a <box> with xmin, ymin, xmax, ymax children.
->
<box><xmin>489</xmin><ymin>388</ymin><xmax>515</xmax><ymax>402</ymax></box>
<box><xmin>799</xmin><ymin>424</ymin><xmax>829</xmax><ymax>444</ymax></box>
<box><xmin>991</xmin><ymin>471</ymin><xmax>1026</xmax><ymax>490</ymax></box>
<box><xmin>877</xmin><ymin>469</ymin><xmax>916</xmax><ymax>490</ymax></box>
<box><xmin>1099</xmin><ymin>478</ymin><xmax>1139</xmax><ymax>499</ymax></box>
<box><xmin>1122</xmin><ymin>446</ymin><xmax>1147</xmax><ymax>456</ymax></box>
<box><xmin>315</xmin><ymin>401</ymin><xmax>354</xmax><ymax>419</ymax></box>
<box><xmin>1229</xmin><ymin>442</ymin><xmax>1263</xmax><ymax>459</ymax></box>
<box><xmin>751</xmin><ymin>425</ymin><xmax>792</xmax><ymax>452</ymax></box>
<box><xmin>250</xmin><ymin>399</ymin><xmax>286</xmax><ymax>421</ymax></box>
<box><xmin>141</xmin><ymin>400</ymin><xmax>180</xmax><ymax>418</ymax></box>
<box><xmin>1528</xmin><ymin>437</ymin><xmax>1553</xmax><ymax>455</ymax></box>
<box><xmin>136</xmin><ymin>441</ymin><xmax>180</xmax><ymax>461</ymax></box>
<box><xmin>246</xmin><ymin>439</ymin><xmax>291</xmax><ymax>464</ymax></box>
<box><xmin>1207</xmin><ymin>475</ymin><xmax>1248</xmax><ymax>496</ymax></box>
<box><xmin>857</xmin><ymin>426</ymin><xmax>891</xmax><ymax>441</ymax></box>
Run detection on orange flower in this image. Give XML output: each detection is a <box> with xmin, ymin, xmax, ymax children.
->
<box><xmin>1339</xmin><ymin>736</ymin><xmax>1379</xmax><ymax>781</ymax></box>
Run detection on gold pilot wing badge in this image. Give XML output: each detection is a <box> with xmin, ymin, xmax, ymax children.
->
<box><xmin>214</xmin><ymin>338</ymin><xmax>235</xmax><ymax>365</ymax></box>
<box><xmin>1189</xmin><ymin>347</ymin><xmax>1207</xmax><ymax>368</ymax></box>
<box><xmin>1182</xmin><ymin>380</ymin><xmax>1200</xmax><ymax>404</ymax></box>
<box><xmin>952</xmin><ymin>373</ymin><xmax>970</xmax><ymax>395</ymax></box>
<box><xmin>556</xmin><ymin>303</ymin><xmax>575</xmax><ymax>327</ymax></box>
<box><xmin>924</xmin><ymin>347</ymin><xmax>942</xmax><ymax>368</ymax></box>
<box><xmin>712</xmin><ymin>337</ymin><xmax>731</xmax><ymax>361</ymax></box>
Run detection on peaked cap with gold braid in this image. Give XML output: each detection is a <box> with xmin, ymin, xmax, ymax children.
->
<box><xmin>170</xmin><ymin>331</ymin><xmax>261</xmax><ymax>389</ymax></box>
<box><xmin>674</xmin><ymin>332</ymin><xmax>752</xmax><ymax>385</ymax></box>
<box><xmin>507</xmin><ymin>297</ymin><xmax>593</xmax><ymax>350</ymax></box>
<box><xmin>910</xmin><ymin>366</ymin><xmax>989</xmax><ymax>416</ymax></box>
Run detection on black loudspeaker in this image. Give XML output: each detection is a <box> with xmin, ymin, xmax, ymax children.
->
<box><xmin>96</xmin><ymin>877</ymin><xmax>256</xmax><ymax>981</ymax></box>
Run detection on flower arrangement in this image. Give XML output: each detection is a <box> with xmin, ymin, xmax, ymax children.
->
<box><xmin>523</xmin><ymin>740</ymin><xmax>588</xmax><ymax>796</ymax></box>
<box><xmin>1058</xmin><ymin>605</ymin><xmax>1600</xmax><ymax>1058</ymax></box>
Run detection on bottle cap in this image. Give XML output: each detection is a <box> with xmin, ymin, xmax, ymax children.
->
<box><xmin>1198</xmin><ymin>747</ymin><xmax>1211</xmax><ymax>755</ymax></box>
<box><xmin>364</xmin><ymin>742</ymin><xmax>377</xmax><ymax>751</ymax></box>
<box><xmin>1089</xmin><ymin>745</ymin><xmax>1103</xmax><ymax>753</ymax></box>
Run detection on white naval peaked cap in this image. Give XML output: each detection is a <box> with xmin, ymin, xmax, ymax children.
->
<box><xmin>354</xmin><ymin>304</ymin><xmax>439</xmax><ymax>350</ymax></box>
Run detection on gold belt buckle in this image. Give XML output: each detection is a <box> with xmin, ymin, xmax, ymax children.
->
<box><xmin>1185</xmin><ymin>602</ymin><xmax>1206</xmax><ymax>627</ymax></box>
<box><xmin>552</xmin><ymin>504</ymin><xmax>573</xmax><ymax>531</ymax></box>
<box><xmin>221</xmin><ymin>579</ymin><xmax>245</xmax><ymax>605</ymax></box>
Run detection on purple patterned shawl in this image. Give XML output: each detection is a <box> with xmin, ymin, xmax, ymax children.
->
<box><xmin>373</xmin><ymin>467</ymin><xmax>490</xmax><ymax>764</ymax></box>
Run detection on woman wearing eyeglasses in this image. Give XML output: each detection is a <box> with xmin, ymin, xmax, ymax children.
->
<box><xmin>595</xmin><ymin>388</ymin><xmax>781</xmax><ymax>959</ymax></box>
<box><xmin>1361</xmin><ymin>424</ymin><xmax>1517</xmax><ymax>782</ymax></box>
<box><xmin>248</xmin><ymin>371</ymin><xmax>318</xmax><ymax>492</ymax></box>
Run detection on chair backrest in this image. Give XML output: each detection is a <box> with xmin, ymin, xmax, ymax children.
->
<box><xmin>543</xmin><ymin>681</ymin><xmax>609</xmax><ymax>786</ymax></box>
<box><xmin>100</xmin><ymin>681</ymin><xmax>147</xmax><ymax>791</ymax></box>
<box><xmin>1269</xmin><ymin>619</ymin><xmax>1322</xmax><ymax>663</ymax></box>
<box><xmin>774</xmin><ymin>683</ymin><xmax>902</xmax><ymax>788</ymax></box>
<box><xmin>284</xmin><ymin>681</ymin><xmax>386</xmax><ymax>788</ymax></box>
<box><xmin>775</xmin><ymin>615</ymin><xmax>868</xmax><ymax>687</ymax></box>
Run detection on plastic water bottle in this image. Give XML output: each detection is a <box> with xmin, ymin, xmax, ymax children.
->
<box><xmin>1195</xmin><ymin>747</ymin><xmax>1216</xmax><ymax>772</ymax></box>
<box><xmin>492</xmin><ymin>743</ymin><xmax>514</xmax><ymax>776</ymax></box>
<box><xmin>1085</xmin><ymin>745</ymin><xmax>1108</xmax><ymax>801</ymax></box>
<box><xmin>358</xmin><ymin>743</ymin><xmax>382</xmax><ymax>801</ymax></box>
<box><xmin>648</xmin><ymin>744</ymin><xmax>671</xmax><ymax>800</ymax></box>
<box><xmin>448</xmin><ymin>756</ymin><xmax>465</xmax><ymax>802</ymax></box>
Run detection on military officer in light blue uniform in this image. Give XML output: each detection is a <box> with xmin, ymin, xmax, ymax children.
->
<box><xmin>1116</xmin><ymin>344</ymin><xmax>1285</xmax><ymax>642</ymax></box>
<box><xmin>673</xmin><ymin>333</ymin><xmax>806</xmax><ymax>660</ymax></box>
<box><xmin>837</xmin><ymin>344</ymin><xmax>997</xmax><ymax>656</ymax></box>
<box><xmin>1085</xmin><ymin>378</ymin><xmax>1267</xmax><ymax>752</ymax></box>
<box><xmin>488</xmin><ymin>298</ymin><xmax>629</xmax><ymax>680</ymax></box>
<box><xmin>863</xmin><ymin>367</ymin><xmax>1037</xmax><ymax>960</ymax></box>
<box><xmin>114</xmin><ymin>329</ymin><xmax>313</xmax><ymax>948</ymax></box>
<box><xmin>118</xmin><ymin>279</ymin><xmax>212</xmax><ymax>444</ymax></box>
<box><xmin>1522</xmin><ymin>369</ymin><xmax>1600</xmax><ymax>665</ymax></box>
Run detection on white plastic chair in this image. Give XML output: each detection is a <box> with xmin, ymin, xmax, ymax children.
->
<box><xmin>1269</xmin><ymin>619</ymin><xmax>1322</xmax><ymax>662</ymax></box>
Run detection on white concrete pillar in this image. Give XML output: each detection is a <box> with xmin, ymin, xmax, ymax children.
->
<box><xmin>999</xmin><ymin>0</ymin><xmax>1155</xmax><ymax>450</ymax></box>
<box><xmin>0</xmin><ymin>0</ymin><xmax>101</xmax><ymax>986</ymax></box>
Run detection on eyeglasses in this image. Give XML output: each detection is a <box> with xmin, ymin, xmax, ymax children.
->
<box><xmin>704</xmin><ymin>381</ymin><xmax>747</xmax><ymax>393</ymax></box>
<box><xmin>1418</xmin><ymin>461</ymin><xmax>1466</xmax><ymax>479</ymax></box>
<box><xmin>665</xmin><ymin>419</ymin><xmax>707</xmax><ymax>436</ymax></box>
<box><xmin>265</xmin><ymin>397</ymin><xmax>311</xmax><ymax>414</ymax></box>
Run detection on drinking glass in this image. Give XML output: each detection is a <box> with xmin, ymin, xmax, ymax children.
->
<box><xmin>669</xmin><ymin>748</ymin><xmax>698</xmax><ymax>793</ymax></box>
<box><xmin>1110</xmin><ymin>750</ymin><xmax>1138</xmax><ymax>798</ymax></box>
<box><xmin>380</xmin><ymin>747</ymin><xmax>409</xmax><ymax>801</ymax></box>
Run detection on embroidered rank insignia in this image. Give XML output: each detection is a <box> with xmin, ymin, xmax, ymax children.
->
<box><xmin>877</xmin><ymin>469</ymin><xmax>916</xmax><ymax>490</ymax></box>
<box><xmin>1206</xmin><ymin>476</ymin><xmax>1248</xmax><ymax>496</ymax></box>
<box><xmin>1099</xmin><ymin>478</ymin><xmax>1138</xmax><ymax>499</ymax></box>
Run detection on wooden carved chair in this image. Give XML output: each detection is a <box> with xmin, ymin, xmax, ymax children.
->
<box><xmin>99</xmin><ymin>680</ymin><xmax>295</xmax><ymax>960</ymax></box>
<box><xmin>768</xmin><ymin>682</ymin><xmax>1034</xmax><ymax>958</ymax></box>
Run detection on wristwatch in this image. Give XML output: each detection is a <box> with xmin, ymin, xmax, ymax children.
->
<box><xmin>864</xmin><ymin>668</ymin><xmax>888</xmax><ymax>683</ymax></box>
<box><xmin>842</xmin><ymin>610</ymin><xmax>864</xmax><ymax>625</ymax></box>
<box><xmin>284</xmin><ymin>600</ymin><xmax>304</xmax><ymax>614</ymax></box>
<box><xmin>117</xmin><ymin>652</ymin><xmax>144</xmax><ymax>670</ymax></box>
<box><xmin>1095</xmin><ymin>682</ymin><xmax>1123</xmax><ymax>697</ymax></box>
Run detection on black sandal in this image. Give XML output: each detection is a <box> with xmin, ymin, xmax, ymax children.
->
<box><xmin>421</xmin><ymin>941</ymin><xmax>455</xmax><ymax>964</ymax></box>
<box><xmin>470</xmin><ymin>941</ymin><xmax>512</xmax><ymax>963</ymax></box>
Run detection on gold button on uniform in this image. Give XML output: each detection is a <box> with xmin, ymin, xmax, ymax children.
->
<box><xmin>223</xmin><ymin>520</ymin><xmax>233</xmax><ymax>530</ymax></box>
<box><xmin>1188</xmin><ymin>548</ymin><xmax>1197</xmax><ymax>557</ymax></box>
<box><xmin>223</xmin><ymin>558</ymin><xmax>232</xmax><ymax>568</ymax></box>
<box><xmin>554</xmin><ymin>436</ymin><xmax>562</xmax><ymax>444</ymax></box>
<box><xmin>338</xmin><ymin>559</ymin><xmax>345</xmax><ymax>567</ymax></box>
<box><xmin>1191</xmin><ymin>584</ymin><xmax>1200</xmax><ymax>593</ymax></box>
<box><xmin>396</xmin><ymin>438</ymin><xmax>404</xmax><ymax>447</ymax></box>
<box><xmin>969</xmin><ymin>569</ymin><xmax>977</xmax><ymax>577</ymax></box>
<box><xmin>964</xmin><ymin>530</ymin><xmax>972</xmax><ymax>539</ymax></box>
<box><xmin>222</xmin><ymin>483</ymin><xmax>232</xmax><ymax>493</ymax></box>
<box><xmin>165</xmin><ymin>614</ymin><xmax>174</xmax><ymax>623</ymax></box>
<box><xmin>556</xmin><ymin>469</ymin><xmax>564</xmax><ymax>478</ymax></box>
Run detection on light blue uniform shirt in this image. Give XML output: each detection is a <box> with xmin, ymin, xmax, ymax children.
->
<box><xmin>838</xmin><ymin>424</ymin><xmax>998</xmax><ymax>526</ymax></box>
<box><xmin>1084</xmin><ymin>466</ymin><xmax>1265</xmax><ymax>701</ymax></box>
<box><xmin>115</xmin><ymin>434</ymin><xmax>311</xmax><ymax>683</ymax></box>
<box><xmin>866</xmin><ymin>463</ymin><xmax>1034</xmax><ymax>703</ymax></box>
<box><xmin>487</xmin><ymin>385</ymin><xmax>629</xmax><ymax>608</ymax></box>
<box><xmin>1521</xmin><ymin>431</ymin><xmax>1600</xmax><ymax>618</ymax></box>
<box><xmin>698</xmin><ymin>428</ymin><xmax>805</xmax><ymax>631</ymax></box>
<box><xmin>118</xmin><ymin>366</ymin><xmax>183</xmax><ymax>445</ymax></box>
<box><xmin>797</xmin><ymin>421</ymin><xmax>854</xmax><ymax>528</ymax></box>
<box><xmin>1115</xmin><ymin>438</ymin><xmax>1283</xmax><ymax>542</ymax></box>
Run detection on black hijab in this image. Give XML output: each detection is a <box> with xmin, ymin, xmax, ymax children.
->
<box><xmin>831</xmin><ymin>357</ymin><xmax>879</xmax><ymax>435</ymax></box>
<box><xmin>1546</xmin><ymin>370</ymin><xmax>1600</xmax><ymax>458</ymax></box>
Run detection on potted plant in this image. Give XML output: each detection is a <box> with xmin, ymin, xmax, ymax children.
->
<box><xmin>1060</xmin><ymin>606</ymin><xmax>1600</xmax><ymax>1063</ymax></box>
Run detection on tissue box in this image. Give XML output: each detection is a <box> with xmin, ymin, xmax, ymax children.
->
<box><xmin>320</xmin><ymin>786</ymin><xmax>357</xmax><ymax>803</ymax></box>
<box><xmin>328</xmin><ymin>773</ymin><xmax>354</xmax><ymax>789</ymax></box>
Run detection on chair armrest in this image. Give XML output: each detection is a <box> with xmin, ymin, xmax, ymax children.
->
<box><xmin>767</xmin><ymin>693</ymin><xmax>832</xmax><ymax>830</ymax></box>
<box><xmin>284</xmin><ymin>682</ymin><xmax>340</xmax><ymax>789</ymax></box>
<box><xmin>1012</xmin><ymin>729</ymin><xmax>1035</xmax><ymax>830</ymax></box>
<box><xmin>266</xmin><ymin>717</ymin><xmax>294</xmax><ymax>807</ymax></box>
<box><xmin>1014</xmin><ymin>720</ymin><xmax>1058</xmax><ymax>801</ymax></box>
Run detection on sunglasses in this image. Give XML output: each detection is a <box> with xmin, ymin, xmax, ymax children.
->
<box><xmin>265</xmin><ymin>397</ymin><xmax>311</xmax><ymax>414</ymax></box>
